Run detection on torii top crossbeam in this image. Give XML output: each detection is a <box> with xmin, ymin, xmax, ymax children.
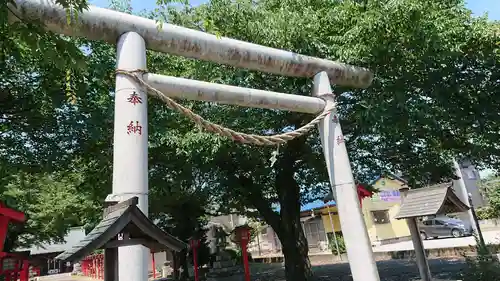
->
<box><xmin>11</xmin><ymin>0</ymin><xmax>372</xmax><ymax>89</ymax></box>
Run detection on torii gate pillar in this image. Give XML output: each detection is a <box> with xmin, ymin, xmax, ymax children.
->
<box><xmin>109</xmin><ymin>32</ymin><xmax>149</xmax><ymax>281</ymax></box>
<box><xmin>314</xmin><ymin>72</ymin><xmax>380</xmax><ymax>281</ymax></box>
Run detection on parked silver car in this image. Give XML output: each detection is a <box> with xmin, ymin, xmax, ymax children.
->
<box><xmin>418</xmin><ymin>217</ymin><xmax>472</xmax><ymax>240</ymax></box>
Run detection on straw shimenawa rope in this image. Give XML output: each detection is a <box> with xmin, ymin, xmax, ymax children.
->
<box><xmin>116</xmin><ymin>69</ymin><xmax>335</xmax><ymax>146</ymax></box>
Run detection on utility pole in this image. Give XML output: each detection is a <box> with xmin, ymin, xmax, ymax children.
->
<box><xmin>468</xmin><ymin>194</ymin><xmax>486</xmax><ymax>248</ymax></box>
<box><xmin>327</xmin><ymin>204</ymin><xmax>342</xmax><ymax>260</ymax></box>
<box><xmin>452</xmin><ymin>159</ymin><xmax>476</xmax><ymax>232</ymax></box>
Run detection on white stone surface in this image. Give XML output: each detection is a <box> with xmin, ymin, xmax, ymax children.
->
<box><xmin>113</xmin><ymin>31</ymin><xmax>149</xmax><ymax>281</ymax></box>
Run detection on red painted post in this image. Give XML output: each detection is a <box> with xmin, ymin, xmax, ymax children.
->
<box><xmin>86</xmin><ymin>259</ymin><xmax>89</xmax><ymax>276</ymax></box>
<box><xmin>85</xmin><ymin>258</ymin><xmax>90</xmax><ymax>277</ymax></box>
<box><xmin>0</xmin><ymin>203</ymin><xmax>26</xmax><ymax>253</ymax></box>
<box><xmin>13</xmin><ymin>256</ymin><xmax>20</xmax><ymax>281</ymax></box>
<box><xmin>0</xmin><ymin>203</ymin><xmax>26</xmax><ymax>222</ymax></box>
<box><xmin>82</xmin><ymin>259</ymin><xmax>86</xmax><ymax>276</ymax></box>
<box><xmin>102</xmin><ymin>254</ymin><xmax>104</xmax><ymax>279</ymax></box>
<box><xmin>97</xmin><ymin>255</ymin><xmax>100</xmax><ymax>279</ymax></box>
<box><xmin>99</xmin><ymin>254</ymin><xmax>104</xmax><ymax>280</ymax></box>
<box><xmin>95</xmin><ymin>256</ymin><xmax>98</xmax><ymax>279</ymax></box>
<box><xmin>92</xmin><ymin>255</ymin><xmax>97</xmax><ymax>279</ymax></box>
<box><xmin>356</xmin><ymin>184</ymin><xmax>373</xmax><ymax>209</ymax></box>
<box><xmin>151</xmin><ymin>252</ymin><xmax>156</xmax><ymax>279</ymax></box>
<box><xmin>0</xmin><ymin>216</ymin><xmax>9</xmax><ymax>253</ymax></box>
<box><xmin>87</xmin><ymin>256</ymin><xmax>92</xmax><ymax>277</ymax></box>
<box><xmin>81</xmin><ymin>259</ymin><xmax>85</xmax><ymax>276</ymax></box>
<box><xmin>240</xmin><ymin>229</ymin><xmax>250</xmax><ymax>281</ymax></box>
<box><xmin>20</xmin><ymin>260</ymin><xmax>29</xmax><ymax>281</ymax></box>
<box><xmin>190</xmin><ymin>240</ymin><xmax>199</xmax><ymax>281</ymax></box>
<box><xmin>85</xmin><ymin>258</ymin><xmax>89</xmax><ymax>277</ymax></box>
<box><xmin>0</xmin><ymin>202</ymin><xmax>28</xmax><ymax>281</ymax></box>
<box><xmin>89</xmin><ymin>256</ymin><xmax>93</xmax><ymax>278</ymax></box>
<box><xmin>97</xmin><ymin>255</ymin><xmax>101</xmax><ymax>279</ymax></box>
<box><xmin>31</xmin><ymin>266</ymin><xmax>40</xmax><ymax>277</ymax></box>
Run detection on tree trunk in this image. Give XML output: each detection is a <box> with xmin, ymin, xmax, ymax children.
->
<box><xmin>276</xmin><ymin>217</ymin><xmax>312</xmax><ymax>281</ymax></box>
<box><xmin>274</xmin><ymin>178</ymin><xmax>313</xmax><ymax>281</ymax></box>
<box><xmin>276</xmin><ymin>137</ymin><xmax>313</xmax><ymax>281</ymax></box>
<box><xmin>180</xmin><ymin>253</ymin><xmax>189</xmax><ymax>281</ymax></box>
<box><xmin>172</xmin><ymin>253</ymin><xmax>179</xmax><ymax>280</ymax></box>
<box><xmin>237</xmin><ymin>173</ymin><xmax>313</xmax><ymax>281</ymax></box>
<box><xmin>173</xmin><ymin>250</ymin><xmax>189</xmax><ymax>281</ymax></box>
<box><xmin>227</xmin><ymin>135</ymin><xmax>314</xmax><ymax>281</ymax></box>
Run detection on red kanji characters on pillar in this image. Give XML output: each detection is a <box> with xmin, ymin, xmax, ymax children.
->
<box><xmin>127</xmin><ymin>121</ymin><xmax>142</xmax><ymax>135</ymax></box>
<box><xmin>127</xmin><ymin>92</ymin><xmax>142</xmax><ymax>105</ymax></box>
<box><xmin>332</xmin><ymin>114</ymin><xmax>339</xmax><ymax>123</ymax></box>
<box><xmin>336</xmin><ymin>135</ymin><xmax>344</xmax><ymax>145</ymax></box>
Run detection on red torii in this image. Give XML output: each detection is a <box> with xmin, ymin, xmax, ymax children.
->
<box><xmin>0</xmin><ymin>202</ymin><xmax>33</xmax><ymax>281</ymax></box>
<box><xmin>0</xmin><ymin>202</ymin><xmax>26</xmax><ymax>252</ymax></box>
<box><xmin>323</xmin><ymin>184</ymin><xmax>373</xmax><ymax>208</ymax></box>
<box><xmin>356</xmin><ymin>184</ymin><xmax>373</xmax><ymax>208</ymax></box>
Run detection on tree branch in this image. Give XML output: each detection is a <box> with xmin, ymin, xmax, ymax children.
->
<box><xmin>225</xmin><ymin>169</ymin><xmax>282</xmax><ymax>232</ymax></box>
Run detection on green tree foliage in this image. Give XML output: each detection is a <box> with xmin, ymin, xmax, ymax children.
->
<box><xmin>1</xmin><ymin>0</ymin><xmax>210</xmax><ymax>260</ymax></box>
<box><xmin>152</xmin><ymin>187</ymin><xmax>212</xmax><ymax>281</ymax></box>
<box><xmin>1</xmin><ymin>1</ymin><xmax>499</xmax><ymax>281</ymax></box>
<box><xmin>2</xmin><ymin>0</ymin><xmax>120</xmax><ymax>251</ymax></box>
<box><xmin>461</xmin><ymin>233</ymin><xmax>500</xmax><ymax>281</ymax></box>
<box><xmin>1</xmin><ymin>0</ymin><xmax>89</xmax><ymax>107</ymax></box>
<box><xmin>327</xmin><ymin>233</ymin><xmax>346</xmax><ymax>256</ymax></box>
<box><xmin>0</xmin><ymin>171</ymin><xmax>100</xmax><ymax>252</ymax></box>
<box><xmin>477</xmin><ymin>177</ymin><xmax>500</xmax><ymax>219</ymax></box>
<box><xmin>150</xmin><ymin>0</ymin><xmax>499</xmax><ymax>280</ymax></box>
<box><xmin>247</xmin><ymin>218</ymin><xmax>267</xmax><ymax>243</ymax></box>
<box><xmin>327</xmin><ymin>0</ymin><xmax>499</xmax><ymax>186</ymax></box>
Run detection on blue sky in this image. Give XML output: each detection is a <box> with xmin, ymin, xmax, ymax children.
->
<box><xmin>90</xmin><ymin>0</ymin><xmax>499</xmax><ymax>20</ymax></box>
<box><xmin>467</xmin><ymin>0</ymin><xmax>499</xmax><ymax>19</ymax></box>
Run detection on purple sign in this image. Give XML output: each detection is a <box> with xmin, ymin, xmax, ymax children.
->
<box><xmin>371</xmin><ymin>190</ymin><xmax>401</xmax><ymax>202</ymax></box>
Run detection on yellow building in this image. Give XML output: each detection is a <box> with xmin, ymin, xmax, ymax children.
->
<box><xmin>300</xmin><ymin>174</ymin><xmax>411</xmax><ymax>252</ymax></box>
<box><xmin>317</xmin><ymin>174</ymin><xmax>411</xmax><ymax>246</ymax></box>
<box><xmin>320</xmin><ymin>204</ymin><xmax>342</xmax><ymax>233</ymax></box>
<box><xmin>299</xmin><ymin>202</ymin><xmax>341</xmax><ymax>253</ymax></box>
<box><xmin>362</xmin><ymin>175</ymin><xmax>410</xmax><ymax>244</ymax></box>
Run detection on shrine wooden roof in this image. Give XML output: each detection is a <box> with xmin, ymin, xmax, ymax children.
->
<box><xmin>55</xmin><ymin>197</ymin><xmax>186</xmax><ymax>262</ymax></box>
<box><xmin>395</xmin><ymin>183</ymin><xmax>470</xmax><ymax>219</ymax></box>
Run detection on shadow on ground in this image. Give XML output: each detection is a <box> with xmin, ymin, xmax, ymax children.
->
<box><xmin>251</xmin><ymin>258</ymin><xmax>465</xmax><ymax>281</ymax></box>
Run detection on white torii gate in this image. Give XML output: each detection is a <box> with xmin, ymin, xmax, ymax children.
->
<box><xmin>10</xmin><ymin>1</ymin><xmax>380</xmax><ymax>281</ymax></box>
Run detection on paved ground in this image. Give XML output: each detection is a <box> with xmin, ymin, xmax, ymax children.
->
<box><xmin>314</xmin><ymin>259</ymin><xmax>465</xmax><ymax>281</ymax></box>
<box><xmin>372</xmin><ymin>230</ymin><xmax>500</xmax><ymax>252</ymax></box>
<box><xmin>36</xmin><ymin>232</ymin><xmax>499</xmax><ymax>281</ymax></box>
<box><xmin>250</xmin><ymin>258</ymin><xmax>465</xmax><ymax>281</ymax></box>
<box><xmin>39</xmin><ymin>259</ymin><xmax>467</xmax><ymax>281</ymax></box>
<box><xmin>37</xmin><ymin>274</ymin><xmax>77</xmax><ymax>281</ymax></box>
<box><xmin>254</xmin><ymin>230</ymin><xmax>500</xmax><ymax>259</ymax></box>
